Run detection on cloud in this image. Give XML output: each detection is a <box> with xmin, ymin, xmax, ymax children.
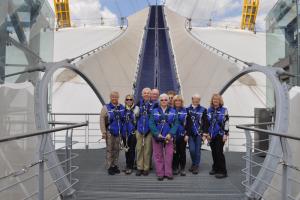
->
<box><xmin>47</xmin><ymin>0</ymin><xmax>118</xmax><ymax>26</ymax></box>
<box><xmin>166</xmin><ymin>0</ymin><xmax>278</xmax><ymax>31</ymax></box>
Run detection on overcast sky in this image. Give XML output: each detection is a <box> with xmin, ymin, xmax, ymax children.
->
<box><xmin>47</xmin><ymin>0</ymin><xmax>278</xmax><ymax>31</ymax></box>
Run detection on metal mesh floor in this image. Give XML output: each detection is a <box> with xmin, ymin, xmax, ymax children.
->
<box><xmin>72</xmin><ymin>149</ymin><xmax>246</xmax><ymax>200</ymax></box>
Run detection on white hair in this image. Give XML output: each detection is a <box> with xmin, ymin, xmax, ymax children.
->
<box><xmin>142</xmin><ymin>87</ymin><xmax>151</xmax><ymax>94</ymax></box>
<box><xmin>159</xmin><ymin>93</ymin><xmax>169</xmax><ymax>102</ymax></box>
<box><xmin>192</xmin><ymin>93</ymin><xmax>201</xmax><ymax>99</ymax></box>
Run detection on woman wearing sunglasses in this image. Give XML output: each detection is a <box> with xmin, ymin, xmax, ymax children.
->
<box><xmin>149</xmin><ymin>94</ymin><xmax>179</xmax><ymax>181</ymax></box>
<box><xmin>121</xmin><ymin>94</ymin><xmax>137</xmax><ymax>175</ymax></box>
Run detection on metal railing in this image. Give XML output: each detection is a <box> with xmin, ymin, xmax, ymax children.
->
<box><xmin>51</xmin><ymin>112</ymin><xmax>256</xmax><ymax>152</ymax></box>
<box><xmin>237</xmin><ymin>123</ymin><xmax>300</xmax><ymax>200</ymax></box>
<box><xmin>50</xmin><ymin>113</ymin><xmax>102</xmax><ymax>149</ymax></box>
<box><xmin>0</xmin><ymin>122</ymin><xmax>88</xmax><ymax>200</ymax></box>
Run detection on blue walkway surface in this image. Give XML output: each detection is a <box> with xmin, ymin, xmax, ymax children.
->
<box><xmin>135</xmin><ymin>6</ymin><xmax>179</xmax><ymax>99</ymax></box>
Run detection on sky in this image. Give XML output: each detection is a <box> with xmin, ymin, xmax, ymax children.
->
<box><xmin>47</xmin><ymin>0</ymin><xmax>278</xmax><ymax>31</ymax></box>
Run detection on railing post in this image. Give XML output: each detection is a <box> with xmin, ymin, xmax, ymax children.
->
<box><xmin>38</xmin><ymin>135</ymin><xmax>47</xmax><ymax>200</ymax></box>
<box><xmin>245</xmin><ymin>129</ymin><xmax>253</xmax><ymax>197</ymax></box>
<box><xmin>85</xmin><ymin>114</ymin><xmax>89</xmax><ymax>149</ymax></box>
<box><xmin>280</xmin><ymin>137</ymin><xmax>290</xmax><ymax>200</ymax></box>
<box><xmin>65</xmin><ymin>129</ymin><xmax>71</xmax><ymax>182</ymax></box>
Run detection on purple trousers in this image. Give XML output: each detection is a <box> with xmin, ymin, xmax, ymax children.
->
<box><xmin>152</xmin><ymin>138</ymin><xmax>173</xmax><ymax>177</ymax></box>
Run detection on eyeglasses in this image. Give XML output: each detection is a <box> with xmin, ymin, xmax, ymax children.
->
<box><xmin>126</xmin><ymin>99</ymin><xmax>133</xmax><ymax>101</ymax></box>
<box><xmin>160</xmin><ymin>99</ymin><xmax>168</xmax><ymax>102</ymax></box>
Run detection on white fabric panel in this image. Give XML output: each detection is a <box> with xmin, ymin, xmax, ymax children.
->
<box><xmin>53</xmin><ymin>26</ymin><xmax>123</xmax><ymax>62</ymax></box>
<box><xmin>191</xmin><ymin>27</ymin><xmax>267</xmax><ymax>66</ymax></box>
<box><xmin>0</xmin><ymin>82</ymin><xmax>60</xmax><ymax>199</ymax></box>
<box><xmin>73</xmin><ymin>8</ymin><xmax>148</xmax><ymax>103</ymax></box>
<box><xmin>165</xmin><ymin>8</ymin><xmax>266</xmax><ymax>109</ymax></box>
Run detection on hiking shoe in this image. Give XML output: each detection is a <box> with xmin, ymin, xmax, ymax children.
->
<box><xmin>143</xmin><ymin>170</ymin><xmax>149</xmax><ymax>176</ymax></box>
<box><xmin>188</xmin><ymin>165</ymin><xmax>195</xmax><ymax>172</ymax></box>
<box><xmin>136</xmin><ymin>170</ymin><xmax>142</xmax><ymax>176</ymax></box>
<box><xmin>113</xmin><ymin>166</ymin><xmax>120</xmax><ymax>174</ymax></box>
<box><xmin>192</xmin><ymin>166</ymin><xmax>199</xmax><ymax>174</ymax></box>
<box><xmin>108</xmin><ymin>167</ymin><xmax>115</xmax><ymax>175</ymax></box>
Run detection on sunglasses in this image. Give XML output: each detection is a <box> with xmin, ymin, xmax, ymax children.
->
<box><xmin>126</xmin><ymin>99</ymin><xmax>133</xmax><ymax>101</ymax></box>
<box><xmin>160</xmin><ymin>99</ymin><xmax>168</xmax><ymax>102</ymax></box>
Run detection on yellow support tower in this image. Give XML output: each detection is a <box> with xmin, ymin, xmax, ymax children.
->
<box><xmin>54</xmin><ymin>0</ymin><xmax>71</xmax><ymax>28</ymax></box>
<box><xmin>241</xmin><ymin>0</ymin><xmax>259</xmax><ymax>31</ymax></box>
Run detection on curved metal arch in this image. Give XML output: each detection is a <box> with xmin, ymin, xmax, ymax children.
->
<box><xmin>219</xmin><ymin>64</ymin><xmax>290</xmax><ymax>199</ymax></box>
<box><xmin>34</xmin><ymin>60</ymin><xmax>105</xmax><ymax>198</ymax></box>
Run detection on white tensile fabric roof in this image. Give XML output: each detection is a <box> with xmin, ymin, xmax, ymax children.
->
<box><xmin>52</xmin><ymin>7</ymin><xmax>268</xmax><ymax>152</ymax></box>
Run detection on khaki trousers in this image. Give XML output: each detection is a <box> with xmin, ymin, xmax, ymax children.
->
<box><xmin>105</xmin><ymin>133</ymin><xmax>120</xmax><ymax>169</ymax></box>
<box><xmin>136</xmin><ymin>132</ymin><xmax>152</xmax><ymax>171</ymax></box>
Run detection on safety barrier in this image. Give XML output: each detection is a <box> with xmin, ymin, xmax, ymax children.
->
<box><xmin>0</xmin><ymin>122</ymin><xmax>88</xmax><ymax>200</ymax></box>
<box><xmin>237</xmin><ymin>123</ymin><xmax>300</xmax><ymax>200</ymax></box>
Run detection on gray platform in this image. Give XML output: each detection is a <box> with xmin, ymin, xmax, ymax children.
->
<box><xmin>71</xmin><ymin>149</ymin><xmax>248</xmax><ymax>200</ymax></box>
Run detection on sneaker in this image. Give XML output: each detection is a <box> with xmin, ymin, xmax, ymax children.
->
<box><xmin>209</xmin><ymin>169</ymin><xmax>217</xmax><ymax>175</ymax></box>
<box><xmin>157</xmin><ymin>176</ymin><xmax>164</xmax><ymax>181</ymax></box>
<box><xmin>113</xmin><ymin>166</ymin><xmax>120</xmax><ymax>174</ymax></box>
<box><xmin>125</xmin><ymin>168</ymin><xmax>132</xmax><ymax>175</ymax></box>
<box><xmin>143</xmin><ymin>170</ymin><xmax>149</xmax><ymax>176</ymax></box>
<box><xmin>167</xmin><ymin>176</ymin><xmax>173</xmax><ymax>180</ymax></box>
<box><xmin>180</xmin><ymin>170</ymin><xmax>186</xmax><ymax>176</ymax></box>
<box><xmin>108</xmin><ymin>167</ymin><xmax>115</xmax><ymax>175</ymax></box>
<box><xmin>215</xmin><ymin>173</ymin><xmax>228</xmax><ymax>179</ymax></box>
<box><xmin>136</xmin><ymin>170</ymin><xmax>142</xmax><ymax>176</ymax></box>
<box><xmin>192</xmin><ymin>166</ymin><xmax>199</xmax><ymax>174</ymax></box>
<box><xmin>173</xmin><ymin>168</ymin><xmax>179</xmax><ymax>175</ymax></box>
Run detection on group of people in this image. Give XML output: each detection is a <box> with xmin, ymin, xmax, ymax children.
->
<box><xmin>100</xmin><ymin>88</ymin><xmax>229</xmax><ymax>181</ymax></box>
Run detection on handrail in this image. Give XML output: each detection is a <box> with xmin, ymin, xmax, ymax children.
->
<box><xmin>237</xmin><ymin>124</ymin><xmax>300</xmax><ymax>141</ymax></box>
<box><xmin>3</xmin><ymin>66</ymin><xmax>46</xmax><ymax>78</ymax></box>
<box><xmin>51</xmin><ymin>112</ymin><xmax>99</xmax><ymax>115</ymax></box>
<box><xmin>184</xmin><ymin>18</ymin><xmax>250</xmax><ymax>67</ymax></box>
<box><xmin>0</xmin><ymin>122</ymin><xmax>88</xmax><ymax>143</ymax></box>
<box><xmin>48</xmin><ymin>121</ymin><xmax>80</xmax><ymax>125</ymax></box>
<box><xmin>68</xmin><ymin>18</ymin><xmax>129</xmax><ymax>63</ymax></box>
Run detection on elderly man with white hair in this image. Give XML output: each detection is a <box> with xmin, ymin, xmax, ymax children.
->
<box><xmin>149</xmin><ymin>93</ymin><xmax>179</xmax><ymax>181</ymax></box>
<box><xmin>134</xmin><ymin>87</ymin><xmax>154</xmax><ymax>176</ymax></box>
<box><xmin>185</xmin><ymin>94</ymin><xmax>208</xmax><ymax>175</ymax></box>
<box><xmin>151</xmin><ymin>88</ymin><xmax>160</xmax><ymax>109</ymax></box>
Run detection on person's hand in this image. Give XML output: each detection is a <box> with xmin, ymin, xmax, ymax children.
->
<box><xmin>102</xmin><ymin>133</ymin><xmax>107</xmax><ymax>140</ymax></box>
<box><xmin>166</xmin><ymin>134</ymin><xmax>172</xmax><ymax>141</ymax></box>
<box><xmin>223</xmin><ymin>135</ymin><xmax>228</xmax><ymax>143</ymax></box>
<box><xmin>184</xmin><ymin>135</ymin><xmax>189</xmax><ymax>143</ymax></box>
<box><xmin>205</xmin><ymin>134</ymin><xmax>211</xmax><ymax>142</ymax></box>
<box><xmin>158</xmin><ymin>134</ymin><xmax>163</xmax><ymax>139</ymax></box>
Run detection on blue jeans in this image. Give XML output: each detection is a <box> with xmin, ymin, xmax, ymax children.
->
<box><xmin>188</xmin><ymin>135</ymin><xmax>202</xmax><ymax>166</ymax></box>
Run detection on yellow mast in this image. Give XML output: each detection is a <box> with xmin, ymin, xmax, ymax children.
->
<box><xmin>241</xmin><ymin>0</ymin><xmax>259</xmax><ymax>31</ymax></box>
<box><xmin>54</xmin><ymin>0</ymin><xmax>71</xmax><ymax>28</ymax></box>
